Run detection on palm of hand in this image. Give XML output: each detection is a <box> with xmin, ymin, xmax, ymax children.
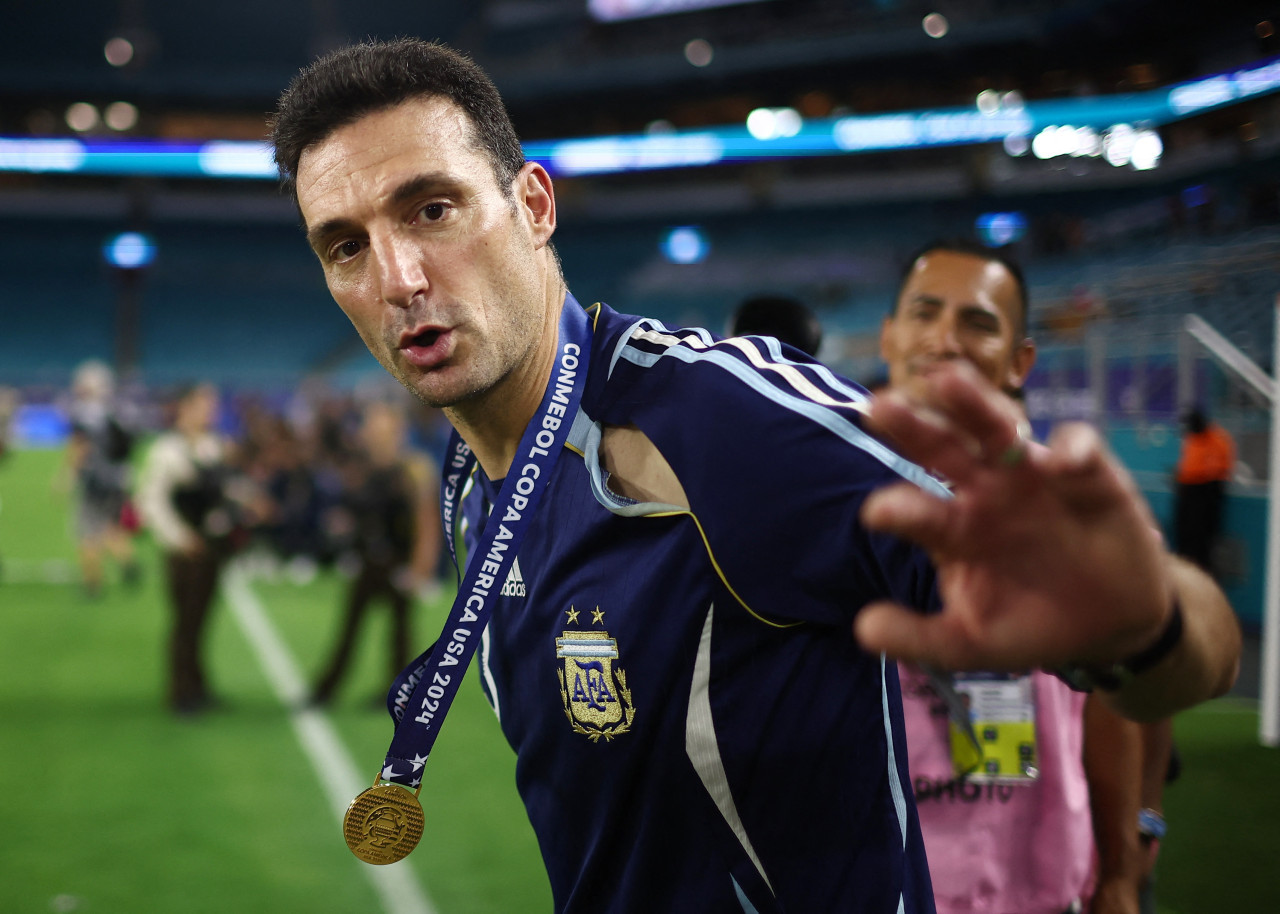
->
<box><xmin>857</xmin><ymin>363</ymin><xmax>1169</xmax><ymax>672</ymax></box>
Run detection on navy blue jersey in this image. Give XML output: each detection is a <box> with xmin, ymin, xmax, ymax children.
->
<box><xmin>462</xmin><ymin>300</ymin><xmax>942</xmax><ymax>914</ymax></box>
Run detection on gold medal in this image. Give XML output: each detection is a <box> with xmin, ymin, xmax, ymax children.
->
<box><xmin>343</xmin><ymin>780</ymin><xmax>425</xmax><ymax>865</ymax></box>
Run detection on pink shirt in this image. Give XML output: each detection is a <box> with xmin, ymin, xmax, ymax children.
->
<box><xmin>899</xmin><ymin>665</ymin><xmax>1093</xmax><ymax>914</ymax></box>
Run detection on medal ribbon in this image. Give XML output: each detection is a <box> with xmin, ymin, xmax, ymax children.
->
<box><xmin>374</xmin><ymin>294</ymin><xmax>591</xmax><ymax>789</ymax></box>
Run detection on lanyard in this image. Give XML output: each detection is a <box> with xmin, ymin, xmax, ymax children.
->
<box><xmin>376</xmin><ymin>294</ymin><xmax>591</xmax><ymax>789</ymax></box>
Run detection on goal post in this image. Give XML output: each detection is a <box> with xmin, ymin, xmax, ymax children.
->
<box><xmin>1182</xmin><ymin>308</ymin><xmax>1279</xmax><ymax>747</ymax></box>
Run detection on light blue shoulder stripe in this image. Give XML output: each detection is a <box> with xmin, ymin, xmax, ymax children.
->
<box><xmin>880</xmin><ymin>654</ymin><xmax>908</xmax><ymax>846</ymax></box>
<box><xmin>756</xmin><ymin>335</ymin><xmax>871</xmax><ymax>405</ymax></box>
<box><xmin>568</xmin><ymin>406</ymin><xmax>595</xmax><ymax>453</ymax></box>
<box><xmin>732</xmin><ymin>876</ymin><xmax>761</xmax><ymax>914</ymax></box>
<box><xmin>573</xmin><ymin>409</ymin><xmax>687</xmax><ymax>517</ymax></box>
<box><xmin>618</xmin><ymin>341</ymin><xmax>947</xmax><ymax>496</ymax></box>
<box><xmin>608</xmin><ymin>317</ymin><xmax>653</xmax><ymax>379</ymax></box>
<box><xmin>881</xmin><ymin>654</ymin><xmax>908</xmax><ymax>914</ymax></box>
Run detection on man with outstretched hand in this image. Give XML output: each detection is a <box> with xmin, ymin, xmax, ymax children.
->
<box><xmin>270</xmin><ymin>39</ymin><xmax>1238</xmax><ymax>913</ymax></box>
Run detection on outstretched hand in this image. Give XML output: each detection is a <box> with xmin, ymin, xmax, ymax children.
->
<box><xmin>856</xmin><ymin>361</ymin><xmax>1172</xmax><ymax>673</ymax></box>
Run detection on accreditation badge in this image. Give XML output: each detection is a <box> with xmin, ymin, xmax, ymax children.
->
<box><xmin>948</xmin><ymin>672</ymin><xmax>1039</xmax><ymax>783</ymax></box>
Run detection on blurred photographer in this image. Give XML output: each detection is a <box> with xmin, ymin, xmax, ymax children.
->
<box><xmin>63</xmin><ymin>360</ymin><xmax>141</xmax><ymax>597</ymax></box>
<box><xmin>137</xmin><ymin>383</ymin><xmax>256</xmax><ymax>715</ymax></box>
<box><xmin>310</xmin><ymin>400</ymin><xmax>440</xmax><ymax>707</ymax></box>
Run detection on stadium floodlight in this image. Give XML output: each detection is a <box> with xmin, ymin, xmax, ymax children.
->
<box><xmin>104</xmin><ymin>37</ymin><xmax>134</xmax><ymax>67</ymax></box>
<box><xmin>1003</xmin><ymin>134</ymin><xmax>1030</xmax><ymax>156</ymax></box>
<box><xmin>747</xmin><ymin>107</ymin><xmax>803</xmax><ymax>141</ymax></box>
<box><xmin>922</xmin><ymin>12</ymin><xmax>949</xmax><ymax>38</ymax></box>
<box><xmin>1071</xmin><ymin>126</ymin><xmax>1101</xmax><ymax>157</ymax></box>
<box><xmin>590</xmin><ymin>0</ymin><xmax>768</xmax><ymax>22</ymax></box>
<box><xmin>1103</xmin><ymin>123</ymin><xmax>1136</xmax><ymax>167</ymax></box>
<box><xmin>684</xmin><ymin>39</ymin><xmax>714</xmax><ymax>68</ymax></box>
<box><xmin>773</xmin><ymin>108</ymin><xmax>802</xmax><ymax>138</ymax></box>
<box><xmin>104</xmin><ymin>102</ymin><xmax>138</xmax><ymax>132</ymax></box>
<box><xmin>65</xmin><ymin>103</ymin><xmax>99</xmax><ymax>133</ymax></box>
<box><xmin>746</xmin><ymin>108</ymin><xmax>777</xmax><ymax>141</ymax></box>
<box><xmin>976</xmin><ymin>212</ymin><xmax>1028</xmax><ymax>247</ymax></box>
<box><xmin>103</xmin><ymin>232</ymin><xmax>156</xmax><ymax>270</ymax></box>
<box><xmin>197</xmin><ymin>141</ymin><xmax>277</xmax><ymax>177</ymax></box>
<box><xmin>1129</xmin><ymin>128</ymin><xmax>1163</xmax><ymax>170</ymax></box>
<box><xmin>1031</xmin><ymin>126</ymin><xmax>1060</xmax><ymax>159</ymax></box>
<box><xmin>661</xmin><ymin>226</ymin><xmax>710</xmax><ymax>264</ymax></box>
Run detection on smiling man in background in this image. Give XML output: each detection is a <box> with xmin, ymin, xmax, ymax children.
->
<box><xmin>880</xmin><ymin>239</ymin><xmax>1210</xmax><ymax>914</ymax></box>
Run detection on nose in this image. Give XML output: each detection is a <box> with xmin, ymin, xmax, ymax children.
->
<box><xmin>371</xmin><ymin>231</ymin><xmax>427</xmax><ymax>309</ymax></box>
<box><xmin>924</xmin><ymin>309</ymin><xmax>963</xmax><ymax>357</ymax></box>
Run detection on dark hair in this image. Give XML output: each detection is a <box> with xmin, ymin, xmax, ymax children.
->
<box><xmin>1183</xmin><ymin>408</ymin><xmax>1208</xmax><ymax>435</ymax></box>
<box><xmin>893</xmin><ymin>238</ymin><xmax>1030</xmax><ymax>339</ymax></box>
<box><xmin>270</xmin><ymin>38</ymin><xmax>525</xmax><ymax>202</ymax></box>
<box><xmin>730</xmin><ymin>295</ymin><xmax>824</xmax><ymax>357</ymax></box>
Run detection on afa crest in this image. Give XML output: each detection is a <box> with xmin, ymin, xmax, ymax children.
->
<box><xmin>556</xmin><ymin>627</ymin><xmax>635</xmax><ymax>741</ymax></box>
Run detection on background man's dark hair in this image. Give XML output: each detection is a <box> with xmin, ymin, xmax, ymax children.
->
<box><xmin>270</xmin><ymin>38</ymin><xmax>526</xmax><ymax>203</ymax></box>
<box><xmin>730</xmin><ymin>295</ymin><xmax>824</xmax><ymax>357</ymax></box>
<box><xmin>893</xmin><ymin>238</ymin><xmax>1031</xmax><ymax>340</ymax></box>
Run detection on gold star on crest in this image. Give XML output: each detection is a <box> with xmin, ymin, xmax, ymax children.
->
<box><xmin>591</xmin><ymin>606</ymin><xmax>605</xmax><ymax>625</ymax></box>
<box><xmin>565</xmin><ymin>606</ymin><xmax>580</xmax><ymax>624</ymax></box>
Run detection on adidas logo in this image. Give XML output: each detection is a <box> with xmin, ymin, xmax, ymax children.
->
<box><xmin>501</xmin><ymin>557</ymin><xmax>526</xmax><ymax>598</ymax></box>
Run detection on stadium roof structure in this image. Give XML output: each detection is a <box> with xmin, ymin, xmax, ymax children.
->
<box><xmin>1</xmin><ymin>0</ymin><xmax>1275</xmax><ymax>140</ymax></box>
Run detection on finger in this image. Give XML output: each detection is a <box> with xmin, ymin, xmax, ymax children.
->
<box><xmin>1040</xmin><ymin>422</ymin><xmax>1147</xmax><ymax>515</ymax></box>
<box><xmin>857</xmin><ymin>602</ymin><xmax>1048</xmax><ymax>672</ymax></box>
<box><xmin>867</xmin><ymin>391</ymin><xmax>986</xmax><ymax>486</ymax></box>
<box><xmin>854</xmin><ymin>602</ymin><xmax>977</xmax><ymax>668</ymax></box>
<box><xmin>1043</xmin><ymin>421</ymin><xmax>1109</xmax><ymax>478</ymax></box>
<box><xmin>924</xmin><ymin>362</ymin><xmax>1028</xmax><ymax>465</ymax></box>
<box><xmin>860</xmin><ymin>482</ymin><xmax>957</xmax><ymax>554</ymax></box>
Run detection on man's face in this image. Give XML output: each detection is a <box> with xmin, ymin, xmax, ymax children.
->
<box><xmin>180</xmin><ymin>385</ymin><xmax>218</xmax><ymax>431</ymax></box>
<box><xmin>295</xmin><ymin>96</ymin><xmax>555</xmax><ymax>410</ymax></box>
<box><xmin>880</xmin><ymin>250</ymin><xmax>1035</xmax><ymax>402</ymax></box>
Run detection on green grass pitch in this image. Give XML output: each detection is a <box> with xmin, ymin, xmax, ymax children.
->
<box><xmin>1</xmin><ymin>445</ymin><xmax>1277</xmax><ymax>912</ymax></box>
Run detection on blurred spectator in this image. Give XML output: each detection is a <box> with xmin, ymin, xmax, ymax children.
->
<box><xmin>728</xmin><ymin>294</ymin><xmax>824</xmax><ymax>357</ymax></box>
<box><xmin>63</xmin><ymin>360</ymin><xmax>140</xmax><ymax>598</ymax></box>
<box><xmin>1041</xmin><ymin>285</ymin><xmax>1108</xmax><ymax>342</ymax></box>
<box><xmin>136</xmin><ymin>384</ymin><xmax>256</xmax><ymax>715</ymax></box>
<box><xmin>0</xmin><ymin>386</ymin><xmax>17</xmax><ymax>460</ymax></box>
<box><xmin>253</xmin><ymin>415</ymin><xmax>330</xmax><ymax>567</ymax></box>
<box><xmin>1173</xmin><ymin>407</ymin><xmax>1235</xmax><ymax>575</ymax></box>
<box><xmin>310</xmin><ymin>401</ymin><xmax>441</xmax><ymax>707</ymax></box>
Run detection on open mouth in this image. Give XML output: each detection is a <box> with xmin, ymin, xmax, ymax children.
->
<box><xmin>399</xmin><ymin>326</ymin><xmax>453</xmax><ymax>369</ymax></box>
<box><xmin>410</xmin><ymin>328</ymin><xmax>442</xmax><ymax>348</ymax></box>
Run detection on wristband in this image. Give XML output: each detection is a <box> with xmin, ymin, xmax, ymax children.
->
<box><xmin>1056</xmin><ymin>597</ymin><xmax>1184</xmax><ymax>692</ymax></box>
<box><xmin>1138</xmin><ymin>807</ymin><xmax>1167</xmax><ymax>840</ymax></box>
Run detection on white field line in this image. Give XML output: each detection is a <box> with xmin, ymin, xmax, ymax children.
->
<box><xmin>222</xmin><ymin>565</ymin><xmax>437</xmax><ymax>914</ymax></box>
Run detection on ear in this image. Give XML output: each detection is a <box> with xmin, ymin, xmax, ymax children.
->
<box><xmin>1006</xmin><ymin>337</ymin><xmax>1037</xmax><ymax>390</ymax></box>
<box><xmin>515</xmin><ymin>161</ymin><xmax>556</xmax><ymax>248</ymax></box>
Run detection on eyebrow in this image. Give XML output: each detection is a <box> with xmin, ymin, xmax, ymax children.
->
<box><xmin>304</xmin><ymin>171</ymin><xmax>459</xmax><ymax>255</ymax></box>
<box><xmin>909</xmin><ymin>294</ymin><xmax>997</xmax><ymax>314</ymax></box>
<box><xmin>899</xmin><ymin>293</ymin><xmax>945</xmax><ymax>314</ymax></box>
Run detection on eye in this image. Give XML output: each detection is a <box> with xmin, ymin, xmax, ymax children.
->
<box><xmin>965</xmin><ymin>312</ymin><xmax>1001</xmax><ymax>333</ymax></box>
<box><xmin>418</xmin><ymin>202</ymin><xmax>447</xmax><ymax>222</ymax></box>
<box><xmin>328</xmin><ymin>238</ymin><xmax>364</xmax><ymax>264</ymax></box>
